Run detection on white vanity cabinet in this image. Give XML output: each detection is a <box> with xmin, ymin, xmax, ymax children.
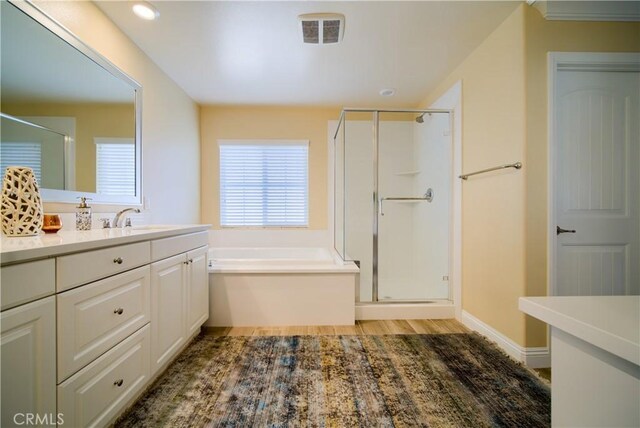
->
<box><xmin>151</xmin><ymin>253</ymin><xmax>187</xmax><ymax>373</ymax></box>
<box><xmin>0</xmin><ymin>225</ymin><xmax>210</xmax><ymax>428</ymax></box>
<box><xmin>186</xmin><ymin>246</ymin><xmax>209</xmax><ymax>336</ymax></box>
<box><xmin>1</xmin><ymin>297</ymin><xmax>57</xmax><ymax>428</ymax></box>
<box><xmin>150</xmin><ymin>234</ymin><xmax>208</xmax><ymax>375</ymax></box>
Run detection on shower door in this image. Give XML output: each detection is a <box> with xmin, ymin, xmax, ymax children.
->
<box><xmin>376</xmin><ymin>111</ymin><xmax>451</xmax><ymax>301</ymax></box>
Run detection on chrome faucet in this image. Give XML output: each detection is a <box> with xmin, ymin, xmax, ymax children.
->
<box><xmin>113</xmin><ymin>208</ymin><xmax>140</xmax><ymax>228</ymax></box>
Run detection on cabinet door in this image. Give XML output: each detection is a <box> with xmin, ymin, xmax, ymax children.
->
<box><xmin>186</xmin><ymin>246</ymin><xmax>209</xmax><ymax>336</ymax></box>
<box><xmin>150</xmin><ymin>253</ymin><xmax>186</xmax><ymax>375</ymax></box>
<box><xmin>1</xmin><ymin>296</ymin><xmax>56</xmax><ymax>427</ymax></box>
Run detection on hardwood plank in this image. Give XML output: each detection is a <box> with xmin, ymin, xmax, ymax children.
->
<box><xmin>425</xmin><ymin>319</ymin><xmax>467</xmax><ymax>334</ymax></box>
<box><xmin>201</xmin><ymin>326</ymin><xmax>230</xmax><ymax>336</ymax></box>
<box><xmin>357</xmin><ymin>320</ymin><xmax>392</xmax><ymax>335</ymax></box>
<box><xmin>308</xmin><ymin>325</ymin><xmax>335</xmax><ymax>336</ymax></box>
<box><xmin>281</xmin><ymin>326</ymin><xmax>309</xmax><ymax>336</ymax></box>
<box><xmin>206</xmin><ymin>320</ymin><xmax>468</xmax><ymax>337</ymax></box>
<box><xmin>384</xmin><ymin>319</ymin><xmax>416</xmax><ymax>334</ymax></box>
<box><xmin>406</xmin><ymin>319</ymin><xmax>437</xmax><ymax>334</ymax></box>
<box><xmin>226</xmin><ymin>327</ymin><xmax>256</xmax><ymax>336</ymax></box>
<box><xmin>333</xmin><ymin>325</ymin><xmax>359</xmax><ymax>335</ymax></box>
<box><xmin>254</xmin><ymin>327</ymin><xmax>284</xmax><ymax>336</ymax></box>
<box><xmin>442</xmin><ymin>319</ymin><xmax>469</xmax><ymax>333</ymax></box>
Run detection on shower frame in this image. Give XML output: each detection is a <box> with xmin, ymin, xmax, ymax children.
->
<box><xmin>333</xmin><ymin>108</ymin><xmax>454</xmax><ymax>304</ymax></box>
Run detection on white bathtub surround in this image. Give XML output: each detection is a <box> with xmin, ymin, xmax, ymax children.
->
<box><xmin>520</xmin><ymin>296</ymin><xmax>640</xmax><ymax>427</ymax></box>
<box><xmin>209</xmin><ymin>228</ymin><xmax>330</xmax><ymax>248</ymax></box>
<box><xmin>206</xmin><ymin>247</ymin><xmax>358</xmax><ymax>326</ymax></box>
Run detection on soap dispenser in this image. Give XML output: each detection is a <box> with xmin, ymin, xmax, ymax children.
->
<box><xmin>75</xmin><ymin>197</ymin><xmax>92</xmax><ymax>230</ymax></box>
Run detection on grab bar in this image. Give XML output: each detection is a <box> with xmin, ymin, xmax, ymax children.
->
<box><xmin>380</xmin><ymin>191</ymin><xmax>432</xmax><ymax>216</ymax></box>
<box><xmin>459</xmin><ymin>162</ymin><xmax>522</xmax><ymax>180</ymax></box>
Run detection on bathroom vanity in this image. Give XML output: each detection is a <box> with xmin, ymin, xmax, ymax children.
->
<box><xmin>0</xmin><ymin>225</ymin><xmax>209</xmax><ymax>427</ymax></box>
<box><xmin>520</xmin><ymin>296</ymin><xmax>640</xmax><ymax>427</ymax></box>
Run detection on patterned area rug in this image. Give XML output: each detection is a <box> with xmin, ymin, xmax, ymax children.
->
<box><xmin>116</xmin><ymin>334</ymin><xmax>550</xmax><ymax>427</ymax></box>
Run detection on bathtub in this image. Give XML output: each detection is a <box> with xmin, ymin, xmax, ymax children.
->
<box><xmin>206</xmin><ymin>247</ymin><xmax>358</xmax><ymax>327</ymax></box>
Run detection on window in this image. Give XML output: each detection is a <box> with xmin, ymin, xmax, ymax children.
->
<box><xmin>219</xmin><ymin>140</ymin><xmax>309</xmax><ymax>227</ymax></box>
<box><xmin>95</xmin><ymin>138</ymin><xmax>135</xmax><ymax>196</ymax></box>
<box><xmin>0</xmin><ymin>142</ymin><xmax>42</xmax><ymax>184</ymax></box>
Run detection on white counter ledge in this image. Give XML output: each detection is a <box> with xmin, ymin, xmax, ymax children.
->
<box><xmin>519</xmin><ymin>296</ymin><xmax>640</xmax><ymax>428</ymax></box>
<box><xmin>0</xmin><ymin>224</ymin><xmax>211</xmax><ymax>265</ymax></box>
<box><xmin>519</xmin><ymin>296</ymin><xmax>640</xmax><ymax>365</ymax></box>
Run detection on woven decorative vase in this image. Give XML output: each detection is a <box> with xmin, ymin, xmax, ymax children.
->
<box><xmin>1</xmin><ymin>167</ymin><xmax>44</xmax><ymax>236</ymax></box>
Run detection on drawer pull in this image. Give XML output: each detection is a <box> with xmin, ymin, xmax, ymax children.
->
<box><xmin>113</xmin><ymin>257</ymin><xmax>124</xmax><ymax>265</ymax></box>
<box><xmin>114</xmin><ymin>379</ymin><xmax>124</xmax><ymax>387</ymax></box>
<box><xmin>114</xmin><ymin>308</ymin><xmax>124</xmax><ymax>315</ymax></box>
<box><xmin>189</xmin><ymin>259</ymin><xmax>193</xmax><ymax>264</ymax></box>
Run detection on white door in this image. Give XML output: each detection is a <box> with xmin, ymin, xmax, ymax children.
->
<box><xmin>553</xmin><ymin>54</ymin><xmax>639</xmax><ymax>296</ymax></box>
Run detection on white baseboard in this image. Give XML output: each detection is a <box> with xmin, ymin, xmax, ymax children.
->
<box><xmin>356</xmin><ymin>302</ymin><xmax>455</xmax><ymax>320</ymax></box>
<box><xmin>460</xmin><ymin>310</ymin><xmax>550</xmax><ymax>368</ymax></box>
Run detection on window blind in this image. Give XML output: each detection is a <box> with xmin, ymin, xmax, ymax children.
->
<box><xmin>0</xmin><ymin>142</ymin><xmax>42</xmax><ymax>184</ymax></box>
<box><xmin>219</xmin><ymin>141</ymin><xmax>309</xmax><ymax>227</ymax></box>
<box><xmin>96</xmin><ymin>138</ymin><xmax>135</xmax><ymax>196</ymax></box>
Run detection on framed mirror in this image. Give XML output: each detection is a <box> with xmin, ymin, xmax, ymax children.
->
<box><xmin>1</xmin><ymin>0</ymin><xmax>142</xmax><ymax>206</ymax></box>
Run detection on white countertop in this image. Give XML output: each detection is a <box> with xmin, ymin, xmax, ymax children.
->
<box><xmin>519</xmin><ymin>296</ymin><xmax>640</xmax><ymax>365</ymax></box>
<box><xmin>1</xmin><ymin>225</ymin><xmax>211</xmax><ymax>265</ymax></box>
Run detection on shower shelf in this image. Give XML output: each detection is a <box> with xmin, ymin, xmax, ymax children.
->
<box><xmin>394</xmin><ymin>170</ymin><xmax>421</xmax><ymax>176</ymax></box>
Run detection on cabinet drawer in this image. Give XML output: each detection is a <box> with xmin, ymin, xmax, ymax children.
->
<box><xmin>58</xmin><ymin>266</ymin><xmax>150</xmax><ymax>382</ymax></box>
<box><xmin>58</xmin><ymin>325</ymin><xmax>150</xmax><ymax>428</ymax></box>
<box><xmin>1</xmin><ymin>259</ymin><xmax>55</xmax><ymax>311</ymax></box>
<box><xmin>57</xmin><ymin>241</ymin><xmax>150</xmax><ymax>292</ymax></box>
<box><xmin>151</xmin><ymin>231</ymin><xmax>208</xmax><ymax>262</ymax></box>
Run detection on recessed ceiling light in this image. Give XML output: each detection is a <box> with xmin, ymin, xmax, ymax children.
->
<box><xmin>379</xmin><ymin>88</ymin><xmax>395</xmax><ymax>97</ymax></box>
<box><xmin>132</xmin><ymin>1</ymin><xmax>159</xmax><ymax>21</ymax></box>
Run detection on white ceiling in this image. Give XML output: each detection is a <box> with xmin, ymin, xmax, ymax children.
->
<box><xmin>95</xmin><ymin>1</ymin><xmax>521</xmax><ymax>108</ymax></box>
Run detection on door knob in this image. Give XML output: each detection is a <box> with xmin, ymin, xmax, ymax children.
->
<box><xmin>556</xmin><ymin>226</ymin><xmax>576</xmax><ymax>235</ymax></box>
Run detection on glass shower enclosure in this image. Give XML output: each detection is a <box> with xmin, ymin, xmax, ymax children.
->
<box><xmin>334</xmin><ymin>109</ymin><xmax>452</xmax><ymax>303</ymax></box>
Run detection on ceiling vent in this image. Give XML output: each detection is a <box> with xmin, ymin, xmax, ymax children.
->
<box><xmin>299</xmin><ymin>13</ymin><xmax>345</xmax><ymax>45</ymax></box>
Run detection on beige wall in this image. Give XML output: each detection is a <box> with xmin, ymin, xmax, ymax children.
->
<box><xmin>32</xmin><ymin>1</ymin><xmax>200</xmax><ymax>223</ymax></box>
<box><xmin>200</xmin><ymin>106</ymin><xmax>340</xmax><ymax>229</ymax></box>
<box><xmin>421</xmin><ymin>5</ymin><xmax>529</xmax><ymax>346</ymax></box>
<box><xmin>2</xmin><ymin>102</ymin><xmax>134</xmax><ymax>193</ymax></box>
<box><xmin>523</xmin><ymin>7</ymin><xmax>640</xmax><ymax>345</ymax></box>
<box><xmin>421</xmin><ymin>4</ymin><xmax>640</xmax><ymax>347</ymax></box>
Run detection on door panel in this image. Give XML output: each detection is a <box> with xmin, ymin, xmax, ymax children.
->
<box><xmin>555</xmin><ymin>68</ymin><xmax>639</xmax><ymax>295</ymax></box>
<box><xmin>150</xmin><ymin>253</ymin><xmax>186</xmax><ymax>374</ymax></box>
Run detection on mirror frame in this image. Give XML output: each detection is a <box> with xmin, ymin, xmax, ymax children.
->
<box><xmin>7</xmin><ymin>0</ymin><xmax>143</xmax><ymax>206</ymax></box>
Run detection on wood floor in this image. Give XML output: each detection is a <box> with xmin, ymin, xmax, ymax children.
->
<box><xmin>203</xmin><ymin>319</ymin><xmax>469</xmax><ymax>337</ymax></box>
